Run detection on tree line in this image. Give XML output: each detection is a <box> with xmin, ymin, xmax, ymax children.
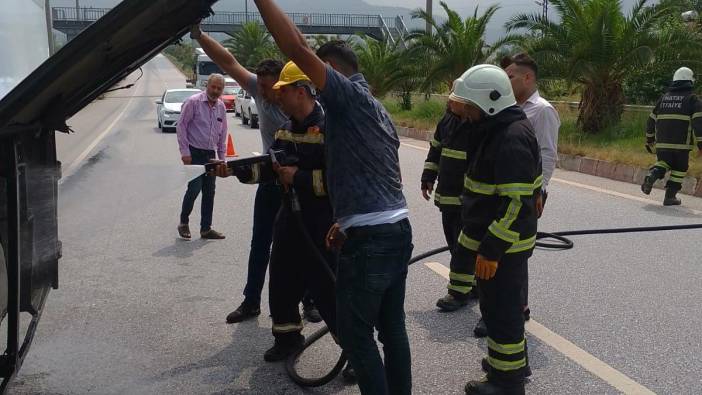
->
<box><xmin>167</xmin><ymin>0</ymin><xmax>701</xmax><ymax>134</ymax></box>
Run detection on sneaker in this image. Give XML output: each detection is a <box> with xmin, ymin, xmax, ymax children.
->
<box><xmin>436</xmin><ymin>293</ymin><xmax>470</xmax><ymax>312</ymax></box>
<box><xmin>200</xmin><ymin>229</ymin><xmax>225</xmax><ymax>239</ymax></box>
<box><xmin>226</xmin><ymin>302</ymin><xmax>261</xmax><ymax>324</ymax></box>
<box><xmin>473</xmin><ymin>317</ymin><xmax>488</xmax><ymax>338</ymax></box>
<box><xmin>264</xmin><ymin>335</ymin><xmax>304</xmax><ymax>362</ymax></box>
<box><xmin>178</xmin><ymin>224</ymin><xmax>191</xmax><ymax>239</ymax></box>
<box><xmin>465</xmin><ymin>377</ymin><xmax>525</xmax><ymax>395</ymax></box>
<box><xmin>302</xmin><ymin>305</ymin><xmax>323</xmax><ymax>323</ymax></box>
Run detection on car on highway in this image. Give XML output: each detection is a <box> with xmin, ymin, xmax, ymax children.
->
<box><xmin>235</xmin><ymin>89</ymin><xmax>259</xmax><ymax>128</ymax></box>
<box><xmin>222</xmin><ymin>85</ymin><xmax>241</xmax><ymax>112</ymax></box>
<box><xmin>155</xmin><ymin>88</ymin><xmax>200</xmax><ymax>132</ymax></box>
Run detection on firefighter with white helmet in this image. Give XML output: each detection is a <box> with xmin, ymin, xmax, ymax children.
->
<box><xmin>449</xmin><ymin>64</ymin><xmax>542</xmax><ymax>395</ymax></box>
<box><xmin>641</xmin><ymin>67</ymin><xmax>702</xmax><ymax>205</ymax></box>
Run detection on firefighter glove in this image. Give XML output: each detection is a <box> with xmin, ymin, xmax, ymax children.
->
<box><xmin>476</xmin><ymin>254</ymin><xmax>498</xmax><ymax>280</ymax></box>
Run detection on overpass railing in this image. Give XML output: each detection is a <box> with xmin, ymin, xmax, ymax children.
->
<box><xmin>52</xmin><ymin>7</ymin><xmax>394</xmax><ymax>29</ymax></box>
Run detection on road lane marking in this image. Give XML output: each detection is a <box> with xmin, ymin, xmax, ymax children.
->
<box><xmin>60</xmin><ymin>87</ymin><xmax>137</xmax><ymax>183</ymax></box>
<box><xmin>551</xmin><ymin>177</ymin><xmax>702</xmax><ymax>215</ymax></box>
<box><xmin>400</xmin><ymin>140</ymin><xmax>702</xmax><ymax>215</ymax></box>
<box><xmin>422</xmin><ymin>261</ymin><xmax>656</xmax><ymax>395</ymax></box>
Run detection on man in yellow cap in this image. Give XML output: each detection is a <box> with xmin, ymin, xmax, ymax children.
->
<box><xmin>214</xmin><ymin>61</ymin><xmax>336</xmax><ymax>361</ymax></box>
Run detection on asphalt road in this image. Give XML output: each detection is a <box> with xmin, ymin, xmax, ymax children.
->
<box><xmin>9</xmin><ymin>55</ymin><xmax>702</xmax><ymax>394</ymax></box>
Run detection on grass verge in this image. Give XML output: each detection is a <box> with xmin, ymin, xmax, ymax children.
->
<box><xmin>381</xmin><ymin>97</ymin><xmax>702</xmax><ymax>178</ymax></box>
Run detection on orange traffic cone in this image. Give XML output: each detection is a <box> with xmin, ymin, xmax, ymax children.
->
<box><xmin>226</xmin><ymin>133</ymin><xmax>238</xmax><ymax>157</ymax></box>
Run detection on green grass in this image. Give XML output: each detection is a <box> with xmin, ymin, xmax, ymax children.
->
<box><xmin>381</xmin><ymin>97</ymin><xmax>702</xmax><ymax>178</ymax></box>
<box><xmin>381</xmin><ymin>96</ymin><xmax>446</xmax><ymax>131</ymax></box>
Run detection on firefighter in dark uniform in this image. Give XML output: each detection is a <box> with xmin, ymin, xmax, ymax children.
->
<box><xmin>641</xmin><ymin>67</ymin><xmax>702</xmax><ymax>205</ymax></box>
<box><xmin>448</xmin><ymin>65</ymin><xmax>541</xmax><ymax>395</ymax></box>
<box><xmin>215</xmin><ymin>62</ymin><xmax>336</xmax><ymax>361</ymax></box>
<box><xmin>421</xmin><ymin>91</ymin><xmax>478</xmax><ymax>311</ymax></box>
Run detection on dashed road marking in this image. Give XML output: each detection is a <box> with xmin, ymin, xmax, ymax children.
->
<box><xmin>400</xmin><ymin>139</ymin><xmax>702</xmax><ymax>215</ymax></box>
<box><xmin>422</xmin><ymin>261</ymin><xmax>656</xmax><ymax>395</ymax></box>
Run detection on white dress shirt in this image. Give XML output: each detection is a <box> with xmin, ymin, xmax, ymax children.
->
<box><xmin>521</xmin><ymin>90</ymin><xmax>560</xmax><ymax>189</ymax></box>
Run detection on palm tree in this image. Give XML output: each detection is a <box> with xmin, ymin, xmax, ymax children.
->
<box><xmin>506</xmin><ymin>0</ymin><xmax>702</xmax><ymax>133</ymax></box>
<box><xmin>354</xmin><ymin>35</ymin><xmax>408</xmax><ymax>98</ymax></box>
<box><xmin>407</xmin><ymin>2</ymin><xmax>516</xmax><ymax>90</ymax></box>
<box><xmin>224</xmin><ymin>21</ymin><xmax>283</xmax><ymax>69</ymax></box>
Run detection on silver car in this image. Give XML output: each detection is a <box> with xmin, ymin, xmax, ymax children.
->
<box><xmin>155</xmin><ymin>88</ymin><xmax>200</xmax><ymax>132</ymax></box>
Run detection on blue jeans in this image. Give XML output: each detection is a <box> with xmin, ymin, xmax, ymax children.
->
<box><xmin>180</xmin><ymin>146</ymin><xmax>216</xmax><ymax>232</ymax></box>
<box><xmin>242</xmin><ymin>182</ymin><xmax>282</xmax><ymax>306</ymax></box>
<box><xmin>336</xmin><ymin>219</ymin><xmax>413</xmax><ymax>395</ymax></box>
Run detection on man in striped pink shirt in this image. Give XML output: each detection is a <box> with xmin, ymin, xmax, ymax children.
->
<box><xmin>177</xmin><ymin>73</ymin><xmax>228</xmax><ymax>240</ymax></box>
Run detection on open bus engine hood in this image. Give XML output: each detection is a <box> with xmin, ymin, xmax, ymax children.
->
<box><xmin>0</xmin><ymin>0</ymin><xmax>218</xmax><ymax>391</ymax></box>
<box><xmin>0</xmin><ymin>0</ymin><xmax>218</xmax><ymax>134</ymax></box>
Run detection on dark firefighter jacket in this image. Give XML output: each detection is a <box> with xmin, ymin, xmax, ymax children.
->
<box><xmin>646</xmin><ymin>81</ymin><xmax>702</xmax><ymax>151</ymax></box>
<box><xmin>459</xmin><ymin>106</ymin><xmax>543</xmax><ymax>262</ymax></box>
<box><xmin>421</xmin><ymin>110</ymin><xmax>474</xmax><ymax>212</ymax></box>
<box><xmin>237</xmin><ymin>102</ymin><xmax>329</xmax><ymax>207</ymax></box>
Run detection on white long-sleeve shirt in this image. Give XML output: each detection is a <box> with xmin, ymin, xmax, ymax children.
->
<box><xmin>521</xmin><ymin>90</ymin><xmax>560</xmax><ymax>189</ymax></box>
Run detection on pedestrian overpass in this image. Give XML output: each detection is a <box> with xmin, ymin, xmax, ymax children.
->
<box><xmin>51</xmin><ymin>7</ymin><xmax>409</xmax><ymax>43</ymax></box>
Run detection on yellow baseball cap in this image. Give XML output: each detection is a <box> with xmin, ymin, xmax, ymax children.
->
<box><xmin>273</xmin><ymin>61</ymin><xmax>313</xmax><ymax>90</ymax></box>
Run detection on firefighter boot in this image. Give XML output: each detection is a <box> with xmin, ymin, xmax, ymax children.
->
<box><xmin>642</xmin><ymin>167</ymin><xmax>666</xmax><ymax>195</ymax></box>
<box><xmin>465</xmin><ymin>377</ymin><xmax>525</xmax><ymax>395</ymax></box>
<box><xmin>437</xmin><ymin>292</ymin><xmax>470</xmax><ymax>312</ymax></box>
<box><xmin>663</xmin><ymin>188</ymin><xmax>682</xmax><ymax>206</ymax></box>
<box><xmin>641</xmin><ymin>173</ymin><xmax>657</xmax><ymax>195</ymax></box>
<box><xmin>264</xmin><ymin>333</ymin><xmax>304</xmax><ymax>362</ymax></box>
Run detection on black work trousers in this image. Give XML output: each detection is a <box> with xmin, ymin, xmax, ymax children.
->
<box><xmin>477</xmin><ymin>251</ymin><xmax>529</xmax><ymax>388</ymax></box>
<box><xmin>268</xmin><ymin>196</ymin><xmax>336</xmax><ymax>344</ymax></box>
<box><xmin>443</xmin><ymin>210</ymin><xmax>475</xmax><ymax>297</ymax></box>
<box><xmin>650</xmin><ymin>149</ymin><xmax>690</xmax><ymax>191</ymax></box>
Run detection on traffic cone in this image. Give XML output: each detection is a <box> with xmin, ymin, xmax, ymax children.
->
<box><xmin>226</xmin><ymin>133</ymin><xmax>238</xmax><ymax>157</ymax></box>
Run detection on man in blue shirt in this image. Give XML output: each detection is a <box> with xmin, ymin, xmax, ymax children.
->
<box><xmin>253</xmin><ymin>1</ymin><xmax>413</xmax><ymax>393</ymax></box>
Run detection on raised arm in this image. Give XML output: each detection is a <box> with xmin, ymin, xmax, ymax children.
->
<box><xmin>253</xmin><ymin>0</ymin><xmax>327</xmax><ymax>90</ymax></box>
<box><xmin>193</xmin><ymin>26</ymin><xmax>255</xmax><ymax>90</ymax></box>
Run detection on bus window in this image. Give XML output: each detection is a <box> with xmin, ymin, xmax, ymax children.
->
<box><xmin>198</xmin><ymin>61</ymin><xmax>223</xmax><ymax>76</ymax></box>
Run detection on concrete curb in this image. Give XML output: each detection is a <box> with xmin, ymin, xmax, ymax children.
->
<box><xmin>396</xmin><ymin>126</ymin><xmax>702</xmax><ymax>198</ymax></box>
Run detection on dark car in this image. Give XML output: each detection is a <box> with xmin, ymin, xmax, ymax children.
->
<box><xmin>0</xmin><ymin>0</ymin><xmax>217</xmax><ymax>391</ymax></box>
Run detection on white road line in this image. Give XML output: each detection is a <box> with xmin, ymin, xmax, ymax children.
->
<box><xmin>60</xmin><ymin>91</ymin><xmax>136</xmax><ymax>183</ymax></box>
<box><xmin>422</xmin><ymin>261</ymin><xmax>656</xmax><ymax>395</ymax></box>
<box><xmin>400</xmin><ymin>140</ymin><xmax>702</xmax><ymax>215</ymax></box>
<box><xmin>551</xmin><ymin>177</ymin><xmax>702</xmax><ymax>215</ymax></box>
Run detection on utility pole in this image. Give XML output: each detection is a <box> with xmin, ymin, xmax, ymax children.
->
<box><xmin>45</xmin><ymin>0</ymin><xmax>55</xmax><ymax>55</ymax></box>
<box><xmin>244</xmin><ymin>0</ymin><xmax>248</xmax><ymax>22</ymax></box>
<box><xmin>75</xmin><ymin>0</ymin><xmax>80</xmax><ymax>20</ymax></box>
<box><xmin>426</xmin><ymin>0</ymin><xmax>432</xmax><ymax>34</ymax></box>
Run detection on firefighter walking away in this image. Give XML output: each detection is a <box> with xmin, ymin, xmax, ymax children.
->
<box><xmin>641</xmin><ymin>67</ymin><xmax>702</xmax><ymax>205</ymax></box>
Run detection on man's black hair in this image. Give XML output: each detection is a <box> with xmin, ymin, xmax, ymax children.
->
<box><xmin>501</xmin><ymin>52</ymin><xmax>538</xmax><ymax>78</ymax></box>
<box><xmin>255</xmin><ymin>59</ymin><xmax>284</xmax><ymax>78</ymax></box>
<box><xmin>316</xmin><ymin>40</ymin><xmax>359</xmax><ymax>75</ymax></box>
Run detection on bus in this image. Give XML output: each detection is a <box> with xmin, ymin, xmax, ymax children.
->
<box><xmin>192</xmin><ymin>48</ymin><xmax>224</xmax><ymax>90</ymax></box>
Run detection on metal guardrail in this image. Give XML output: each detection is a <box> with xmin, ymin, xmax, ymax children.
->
<box><xmin>550</xmin><ymin>101</ymin><xmax>653</xmax><ymax>113</ymax></box>
<box><xmin>52</xmin><ymin>7</ymin><xmax>393</xmax><ymax>29</ymax></box>
<box><xmin>427</xmin><ymin>94</ymin><xmax>654</xmax><ymax>113</ymax></box>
